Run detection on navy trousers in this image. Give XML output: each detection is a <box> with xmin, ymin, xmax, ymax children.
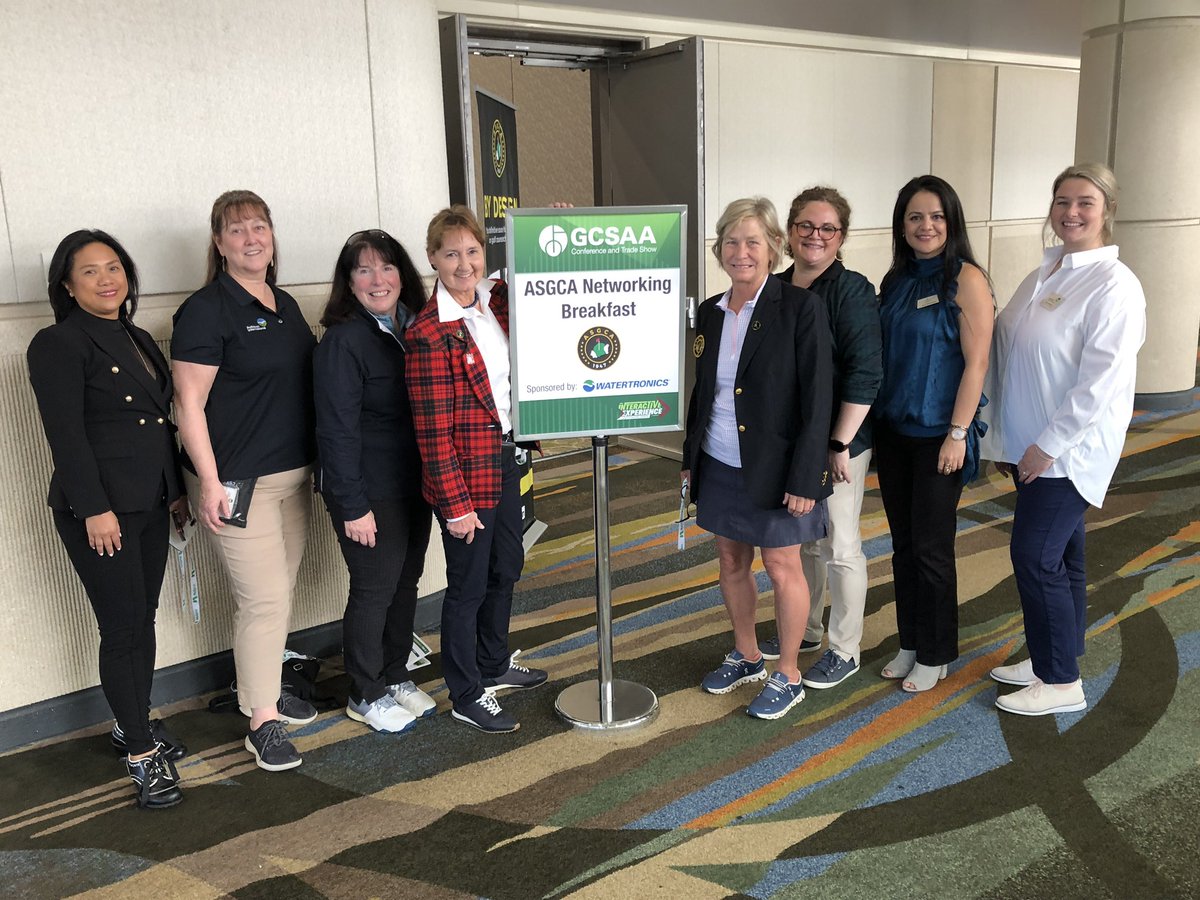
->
<box><xmin>327</xmin><ymin>494</ymin><xmax>432</xmax><ymax>704</ymax></box>
<box><xmin>1010</xmin><ymin>476</ymin><xmax>1089</xmax><ymax>684</ymax></box>
<box><xmin>437</xmin><ymin>446</ymin><xmax>525</xmax><ymax>707</ymax></box>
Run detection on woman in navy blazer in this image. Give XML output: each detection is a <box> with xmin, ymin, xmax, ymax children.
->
<box><xmin>683</xmin><ymin>197</ymin><xmax>834</xmax><ymax>720</ymax></box>
<box><xmin>314</xmin><ymin>229</ymin><xmax>434</xmax><ymax>734</ymax></box>
<box><xmin>27</xmin><ymin>230</ymin><xmax>190</xmax><ymax>809</ymax></box>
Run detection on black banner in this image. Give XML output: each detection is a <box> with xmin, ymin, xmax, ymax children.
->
<box><xmin>476</xmin><ymin>90</ymin><xmax>520</xmax><ymax>275</ymax></box>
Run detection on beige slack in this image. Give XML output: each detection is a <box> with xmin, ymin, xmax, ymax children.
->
<box><xmin>185</xmin><ymin>466</ymin><xmax>312</xmax><ymax>710</ymax></box>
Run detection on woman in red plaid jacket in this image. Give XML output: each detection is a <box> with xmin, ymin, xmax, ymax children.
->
<box><xmin>405</xmin><ymin>205</ymin><xmax>547</xmax><ymax>734</ymax></box>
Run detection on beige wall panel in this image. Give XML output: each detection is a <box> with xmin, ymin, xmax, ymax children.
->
<box><xmin>368</xmin><ymin>0</ymin><xmax>452</xmax><ymax>256</ymax></box>
<box><xmin>1113</xmin><ymin>25</ymin><xmax>1200</xmax><ymax>220</ymax></box>
<box><xmin>932</xmin><ymin>62</ymin><xmax>996</xmax><ymax>222</ymax></box>
<box><xmin>1081</xmin><ymin>0</ymin><xmax>1122</xmax><ymax>31</ymax></box>
<box><xmin>1115</xmin><ymin>222</ymin><xmax>1200</xmax><ymax>394</ymax></box>
<box><xmin>0</xmin><ymin>1</ymin><xmax>378</xmax><ymax>302</ymax></box>
<box><xmin>1075</xmin><ymin>33</ymin><xmax>1118</xmax><ymax>164</ymax></box>
<box><xmin>992</xmin><ymin>67</ymin><xmax>1079</xmax><ymax>220</ymax></box>
<box><xmin>0</xmin><ymin>199</ymin><xmax>14</xmax><ymax>304</ymax></box>
<box><xmin>967</xmin><ymin>224</ymin><xmax>991</xmax><ymax>271</ymax></box>
<box><xmin>713</xmin><ymin>43</ymin><xmax>932</xmax><ymax>233</ymax></box>
<box><xmin>988</xmin><ymin>222</ymin><xmax>1045</xmax><ymax>309</ymax></box>
<box><xmin>704</xmin><ymin>39</ymin><xmax>721</xmax><ymax>236</ymax></box>
<box><xmin>841</xmin><ymin>231</ymin><xmax>893</xmax><ymax>294</ymax></box>
<box><xmin>1124</xmin><ymin>0</ymin><xmax>1200</xmax><ymax>21</ymax></box>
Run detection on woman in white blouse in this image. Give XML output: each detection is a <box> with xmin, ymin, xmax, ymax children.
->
<box><xmin>983</xmin><ymin>163</ymin><xmax>1145</xmax><ymax>716</ymax></box>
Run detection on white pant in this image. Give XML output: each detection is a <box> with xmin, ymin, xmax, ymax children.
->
<box><xmin>802</xmin><ymin>449</ymin><xmax>870</xmax><ymax>660</ymax></box>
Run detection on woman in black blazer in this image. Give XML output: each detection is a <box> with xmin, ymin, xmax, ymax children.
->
<box><xmin>27</xmin><ymin>230</ymin><xmax>190</xmax><ymax>809</ymax></box>
<box><xmin>314</xmin><ymin>230</ymin><xmax>434</xmax><ymax>734</ymax></box>
<box><xmin>683</xmin><ymin>197</ymin><xmax>834</xmax><ymax>721</ymax></box>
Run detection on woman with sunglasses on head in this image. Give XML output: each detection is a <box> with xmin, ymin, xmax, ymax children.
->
<box><xmin>984</xmin><ymin>163</ymin><xmax>1145</xmax><ymax>716</ymax></box>
<box><xmin>28</xmin><ymin>230</ymin><xmax>190</xmax><ymax>808</ymax></box>
<box><xmin>314</xmin><ymin>230</ymin><xmax>435</xmax><ymax>734</ymax></box>
<box><xmin>874</xmin><ymin>175</ymin><xmax>993</xmax><ymax>693</ymax></box>
<box><xmin>757</xmin><ymin>187</ymin><xmax>882</xmax><ymax>693</ymax></box>
<box><xmin>172</xmin><ymin>190</ymin><xmax>318</xmax><ymax>771</ymax></box>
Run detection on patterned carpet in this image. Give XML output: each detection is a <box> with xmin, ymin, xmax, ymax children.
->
<box><xmin>2</xmin><ymin>401</ymin><xmax>1199</xmax><ymax>899</ymax></box>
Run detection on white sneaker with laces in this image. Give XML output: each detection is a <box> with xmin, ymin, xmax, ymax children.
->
<box><xmin>990</xmin><ymin>658</ymin><xmax>1037</xmax><ymax>686</ymax></box>
<box><xmin>995</xmin><ymin>679</ymin><xmax>1087</xmax><ymax>716</ymax></box>
<box><xmin>346</xmin><ymin>694</ymin><xmax>417</xmax><ymax>733</ymax></box>
<box><xmin>388</xmin><ymin>680</ymin><xmax>437</xmax><ymax>718</ymax></box>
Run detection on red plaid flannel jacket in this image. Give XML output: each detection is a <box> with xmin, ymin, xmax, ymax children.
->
<box><xmin>406</xmin><ymin>280</ymin><xmax>510</xmax><ymax>520</ymax></box>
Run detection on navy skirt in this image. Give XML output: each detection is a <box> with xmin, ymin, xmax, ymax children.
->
<box><xmin>695</xmin><ymin>452</ymin><xmax>826</xmax><ymax>548</ymax></box>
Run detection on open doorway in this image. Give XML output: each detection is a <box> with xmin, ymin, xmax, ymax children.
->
<box><xmin>439</xmin><ymin>17</ymin><xmax>704</xmax><ymax>460</ymax></box>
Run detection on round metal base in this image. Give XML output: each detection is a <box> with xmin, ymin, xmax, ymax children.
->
<box><xmin>555</xmin><ymin>679</ymin><xmax>659</xmax><ymax>731</ymax></box>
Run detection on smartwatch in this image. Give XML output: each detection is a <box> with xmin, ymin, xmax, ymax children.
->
<box><xmin>828</xmin><ymin>438</ymin><xmax>849</xmax><ymax>453</ymax></box>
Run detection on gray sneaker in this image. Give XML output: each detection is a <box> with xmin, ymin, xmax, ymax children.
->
<box><xmin>276</xmin><ymin>691</ymin><xmax>318</xmax><ymax>725</ymax></box>
<box><xmin>801</xmin><ymin>649</ymin><xmax>860</xmax><ymax>690</ymax></box>
<box><xmin>346</xmin><ymin>694</ymin><xmax>417</xmax><ymax>733</ymax></box>
<box><xmin>244</xmin><ymin>720</ymin><xmax>302</xmax><ymax>771</ymax></box>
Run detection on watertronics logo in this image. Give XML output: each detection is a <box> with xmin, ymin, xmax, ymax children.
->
<box><xmin>577</xmin><ymin>326</ymin><xmax>620</xmax><ymax>370</ymax></box>
<box><xmin>583</xmin><ymin>377</ymin><xmax>668</xmax><ymax>393</ymax></box>
<box><xmin>539</xmin><ymin>225</ymin><xmax>568</xmax><ymax>257</ymax></box>
<box><xmin>617</xmin><ymin>399</ymin><xmax>668</xmax><ymax>421</ymax></box>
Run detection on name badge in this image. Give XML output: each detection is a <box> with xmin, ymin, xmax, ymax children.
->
<box><xmin>916</xmin><ymin>295</ymin><xmax>939</xmax><ymax>309</ymax></box>
<box><xmin>1040</xmin><ymin>294</ymin><xmax>1065</xmax><ymax>311</ymax></box>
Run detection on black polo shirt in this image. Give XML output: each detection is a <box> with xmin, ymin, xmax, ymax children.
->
<box><xmin>171</xmin><ymin>272</ymin><xmax>316</xmax><ymax>481</ymax></box>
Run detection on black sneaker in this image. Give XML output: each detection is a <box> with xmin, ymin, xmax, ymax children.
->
<box><xmin>244</xmin><ymin>720</ymin><xmax>303</xmax><ymax>771</ymax></box>
<box><xmin>480</xmin><ymin>651</ymin><xmax>548</xmax><ymax>694</ymax></box>
<box><xmin>126</xmin><ymin>751</ymin><xmax>183</xmax><ymax>809</ymax></box>
<box><xmin>451</xmin><ymin>693</ymin><xmax>520</xmax><ymax>733</ymax></box>
<box><xmin>112</xmin><ymin>719</ymin><xmax>188</xmax><ymax>762</ymax></box>
<box><xmin>239</xmin><ymin>690</ymin><xmax>318</xmax><ymax>725</ymax></box>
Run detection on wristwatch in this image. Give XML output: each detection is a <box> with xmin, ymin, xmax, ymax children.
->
<box><xmin>949</xmin><ymin>423</ymin><xmax>968</xmax><ymax>441</ymax></box>
<box><xmin>828</xmin><ymin>438</ymin><xmax>849</xmax><ymax>453</ymax></box>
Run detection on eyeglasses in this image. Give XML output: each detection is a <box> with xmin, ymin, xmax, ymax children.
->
<box><xmin>791</xmin><ymin>221</ymin><xmax>843</xmax><ymax>239</ymax></box>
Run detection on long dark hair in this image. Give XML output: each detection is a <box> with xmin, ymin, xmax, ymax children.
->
<box><xmin>881</xmin><ymin>175</ymin><xmax>987</xmax><ymax>299</ymax></box>
<box><xmin>320</xmin><ymin>229</ymin><xmax>425</xmax><ymax>327</ymax></box>
<box><xmin>47</xmin><ymin>229</ymin><xmax>140</xmax><ymax>324</ymax></box>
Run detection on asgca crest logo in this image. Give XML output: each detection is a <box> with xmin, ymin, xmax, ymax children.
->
<box><xmin>539</xmin><ymin>225</ymin><xmax>568</xmax><ymax>257</ymax></box>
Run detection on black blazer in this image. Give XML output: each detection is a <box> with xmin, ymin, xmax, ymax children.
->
<box><xmin>27</xmin><ymin>307</ymin><xmax>183</xmax><ymax>518</ymax></box>
<box><xmin>683</xmin><ymin>276</ymin><xmax>834</xmax><ymax>509</ymax></box>
<box><xmin>313</xmin><ymin>306</ymin><xmax>424</xmax><ymax>521</ymax></box>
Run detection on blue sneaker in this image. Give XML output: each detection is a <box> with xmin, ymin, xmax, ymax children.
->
<box><xmin>746</xmin><ymin>672</ymin><xmax>806</xmax><ymax>719</ymax></box>
<box><xmin>801</xmin><ymin>649</ymin><xmax>860</xmax><ymax>690</ymax></box>
<box><xmin>701</xmin><ymin>651</ymin><xmax>767</xmax><ymax>694</ymax></box>
<box><xmin>758</xmin><ymin>636</ymin><xmax>821</xmax><ymax>660</ymax></box>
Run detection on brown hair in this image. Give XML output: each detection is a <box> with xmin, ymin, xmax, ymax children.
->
<box><xmin>425</xmin><ymin>204</ymin><xmax>486</xmax><ymax>256</ymax></box>
<box><xmin>206</xmin><ymin>189</ymin><xmax>277</xmax><ymax>284</ymax></box>
<box><xmin>784</xmin><ymin>186</ymin><xmax>851</xmax><ymax>260</ymax></box>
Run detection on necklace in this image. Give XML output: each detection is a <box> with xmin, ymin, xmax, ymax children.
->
<box><xmin>123</xmin><ymin>325</ymin><xmax>157</xmax><ymax>378</ymax></box>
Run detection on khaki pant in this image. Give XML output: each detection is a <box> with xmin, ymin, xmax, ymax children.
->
<box><xmin>186</xmin><ymin>466</ymin><xmax>311</xmax><ymax>709</ymax></box>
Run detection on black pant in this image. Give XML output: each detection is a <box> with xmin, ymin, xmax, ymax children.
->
<box><xmin>874</xmin><ymin>424</ymin><xmax>963</xmax><ymax>666</ymax></box>
<box><xmin>327</xmin><ymin>494</ymin><xmax>432</xmax><ymax>703</ymax></box>
<box><xmin>438</xmin><ymin>446</ymin><xmax>525</xmax><ymax>707</ymax></box>
<box><xmin>54</xmin><ymin>505</ymin><xmax>169</xmax><ymax>755</ymax></box>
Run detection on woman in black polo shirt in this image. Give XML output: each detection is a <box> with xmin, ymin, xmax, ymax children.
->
<box><xmin>314</xmin><ymin>229</ymin><xmax>434</xmax><ymax>734</ymax></box>
<box><xmin>171</xmin><ymin>190</ymin><xmax>317</xmax><ymax>772</ymax></box>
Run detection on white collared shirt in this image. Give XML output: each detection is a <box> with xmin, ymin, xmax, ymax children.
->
<box><xmin>701</xmin><ymin>278</ymin><xmax>768</xmax><ymax>468</ymax></box>
<box><xmin>981</xmin><ymin>244</ymin><xmax>1145</xmax><ymax>507</ymax></box>
<box><xmin>435</xmin><ymin>279</ymin><xmax>513</xmax><ymax>435</ymax></box>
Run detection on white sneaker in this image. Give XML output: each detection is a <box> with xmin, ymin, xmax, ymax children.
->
<box><xmin>346</xmin><ymin>694</ymin><xmax>417</xmax><ymax>733</ymax></box>
<box><xmin>990</xmin><ymin>658</ymin><xmax>1037</xmax><ymax>686</ymax></box>
<box><xmin>995</xmin><ymin>679</ymin><xmax>1087</xmax><ymax>716</ymax></box>
<box><xmin>388</xmin><ymin>681</ymin><xmax>437</xmax><ymax>718</ymax></box>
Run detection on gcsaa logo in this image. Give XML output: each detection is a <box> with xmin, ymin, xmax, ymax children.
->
<box><xmin>491</xmin><ymin>119</ymin><xmax>507</xmax><ymax>178</ymax></box>
<box><xmin>539</xmin><ymin>225</ymin><xmax>568</xmax><ymax>257</ymax></box>
<box><xmin>578</xmin><ymin>327</ymin><xmax>620</xmax><ymax>370</ymax></box>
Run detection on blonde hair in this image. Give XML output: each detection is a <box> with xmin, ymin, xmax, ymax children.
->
<box><xmin>1047</xmin><ymin>162</ymin><xmax>1118</xmax><ymax>246</ymax></box>
<box><xmin>425</xmin><ymin>204</ymin><xmax>486</xmax><ymax>256</ymax></box>
<box><xmin>712</xmin><ymin>197</ymin><xmax>785</xmax><ymax>270</ymax></box>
